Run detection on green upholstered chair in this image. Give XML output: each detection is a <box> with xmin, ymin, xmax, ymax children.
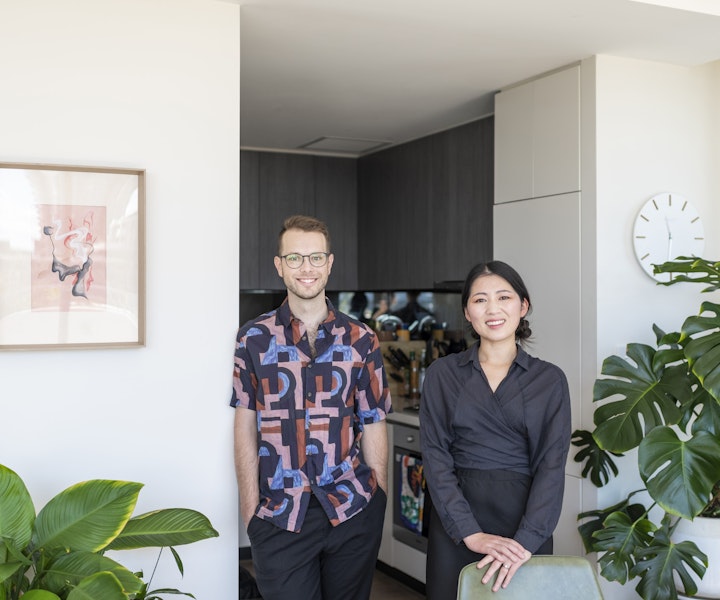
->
<box><xmin>456</xmin><ymin>555</ymin><xmax>605</xmax><ymax>599</ymax></box>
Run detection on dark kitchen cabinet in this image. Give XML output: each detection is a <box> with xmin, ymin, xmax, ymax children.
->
<box><xmin>239</xmin><ymin>151</ymin><xmax>260</xmax><ymax>289</ymax></box>
<box><xmin>358</xmin><ymin>116</ymin><xmax>493</xmax><ymax>290</ymax></box>
<box><xmin>430</xmin><ymin>118</ymin><xmax>493</xmax><ymax>283</ymax></box>
<box><xmin>358</xmin><ymin>137</ymin><xmax>432</xmax><ymax>290</ymax></box>
<box><xmin>239</xmin><ymin>150</ymin><xmax>358</xmax><ymax>291</ymax></box>
<box><xmin>314</xmin><ymin>156</ymin><xmax>358</xmax><ymax>290</ymax></box>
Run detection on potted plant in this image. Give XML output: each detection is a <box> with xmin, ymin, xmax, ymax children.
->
<box><xmin>0</xmin><ymin>463</ymin><xmax>219</xmax><ymax>600</ymax></box>
<box><xmin>573</xmin><ymin>257</ymin><xmax>720</xmax><ymax>600</ymax></box>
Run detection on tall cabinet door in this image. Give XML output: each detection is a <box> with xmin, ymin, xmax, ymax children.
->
<box><xmin>494</xmin><ymin>83</ymin><xmax>533</xmax><ymax>204</ymax></box>
<box><xmin>494</xmin><ymin>192</ymin><xmax>583</xmax><ymax>557</ymax></box>
<box><xmin>532</xmin><ymin>66</ymin><xmax>581</xmax><ymax>199</ymax></box>
<box><xmin>495</xmin><ymin>65</ymin><xmax>580</xmax><ymax>204</ymax></box>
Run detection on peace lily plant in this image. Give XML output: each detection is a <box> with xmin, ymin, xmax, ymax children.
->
<box><xmin>573</xmin><ymin>257</ymin><xmax>720</xmax><ymax>600</ymax></box>
<box><xmin>0</xmin><ymin>464</ymin><xmax>218</xmax><ymax>600</ymax></box>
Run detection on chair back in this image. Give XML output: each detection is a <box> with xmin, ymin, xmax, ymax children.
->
<box><xmin>456</xmin><ymin>555</ymin><xmax>604</xmax><ymax>599</ymax></box>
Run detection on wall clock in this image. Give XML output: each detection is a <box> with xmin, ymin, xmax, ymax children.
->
<box><xmin>632</xmin><ymin>193</ymin><xmax>705</xmax><ymax>281</ymax></box>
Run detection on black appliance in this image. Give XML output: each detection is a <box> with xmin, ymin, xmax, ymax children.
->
<box><xmin>392</xmin><ymin>423</ymin><xmax>431</xmax><ymax>554</ymax></box>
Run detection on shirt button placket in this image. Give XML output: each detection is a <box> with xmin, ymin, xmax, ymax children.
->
<box><xmin>304</xmin><ymin>361</ymin><xmax>315</xmax><ymax>482</ymax></box>
<box><xmin>305</xmin><ymin>363</ymin><xmax>314</xmax><ymax>402</ymax></box>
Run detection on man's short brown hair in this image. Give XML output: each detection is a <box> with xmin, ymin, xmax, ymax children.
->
<box><xmin>278</xmin><ymin>215</ymin><xmax>331</xmax><ymax>255</ymax></box>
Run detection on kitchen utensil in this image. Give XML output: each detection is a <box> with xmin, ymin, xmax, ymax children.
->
<box><xmin>384</xmin><ymin>352</ymin><xmax>402</xmax><ymax>370</ymax></box>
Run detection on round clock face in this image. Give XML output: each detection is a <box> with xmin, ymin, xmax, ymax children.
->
<box><xmin>633</xmin><ymin>193</ymin><xmax>705</xmax><ymax>281</ymax></box>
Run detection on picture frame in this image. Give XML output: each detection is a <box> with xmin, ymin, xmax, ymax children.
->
<box><xmin>0</xmin><ymin>163</ymin><xmax>145</xmax><ymax>350</ymax></box>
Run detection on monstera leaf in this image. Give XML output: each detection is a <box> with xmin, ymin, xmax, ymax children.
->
<box><xmin>593</xmin><ymin>511</ymin><xmax>655</xmax><ymax>584</ymax></box>
<box><xmin>631</xmin><ymin>515</ymin><xmax>707</xmax><ymax>600</ymax></box>
<box><xmin>571</xmin><ymin>429</ymin><xmax>620</xmax><ymax>488</ymax></box>
<box><xmin>592</xmin><ymin>344</ymin><xmax>691</xmax><ymax>453</ymax></box>
<box><xmin>577</xmin><ymin>493</ymin><xmax>647</xmax><ymax>554</ymax></box>
<box><xmin>681</xmin><ymin>301</ymin><xmax>720</xmax><ymax>403</ymax></box>
<box><xmin>690</xmin><ymin>388</ymin><xmax>720</xmax><ymax>436</ymax></box>
<box><xmin>639</xmin><ymin>427</ymin><xmax>720</xmax><ymax>519</ymax></box>
<box><xmin>654</xmin><ymin>257</ymin><xmax>720</xmax><ymax>293</ymax></box>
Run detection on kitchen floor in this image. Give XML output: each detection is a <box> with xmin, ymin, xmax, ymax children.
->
<box><xmin>239</xmin><ymin>560</ymin><xmax>425</xmax><ymax>599</ymax></box>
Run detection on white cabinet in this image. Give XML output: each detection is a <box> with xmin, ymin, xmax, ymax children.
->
<box><xmin>495</xmin><ymin>65</ymin><xmax>580</xmax><ymax>203</ymax></box>
<box><xmin>494</xmin><ymin>192</ymin><xmax>584</xmax><ymax>555</ymax></box>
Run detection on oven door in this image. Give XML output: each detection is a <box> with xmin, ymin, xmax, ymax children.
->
<box><xmin>392</xmin><ymin>423</ymin><xmax>431</xmax><ymax>554</ymax></box>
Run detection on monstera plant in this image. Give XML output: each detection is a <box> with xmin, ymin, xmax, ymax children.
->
<box><xmin>573</xmin><ymin>257</ymin><xmax>720</xmax><ymax>600</ymax></box>
<box><xmin>0</xmin><ymin>464</ymin><xmax>218</xmax><ymax>600</ymax></box>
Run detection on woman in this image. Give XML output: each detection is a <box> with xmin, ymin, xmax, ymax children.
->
<box><xmin>419</xmin><ymin>261</ymin><xmax>571</xmax><ymax>598</ymax></box>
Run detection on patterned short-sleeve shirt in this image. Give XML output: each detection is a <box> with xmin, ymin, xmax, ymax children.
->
<box><xmin>231</xmin><ymin>298</ymin><xmax>392</xmax><ymax>532</ymax></box>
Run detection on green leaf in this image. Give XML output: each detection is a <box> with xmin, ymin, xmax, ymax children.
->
<box><xmin>632</xmin><ymin>515</ymin><xmax>707</xmax><ymax>600</ymax></box>
<box><xmin>593</xmin><ymin>344</ymin><xmax>689</xmax><ymax>452</ymax></box>
<box><xmin>682</xmin><ymin>301</ymin><xmax>720</xmax><ymax>402</ymax></box>
<box><xmin>170</xmin><ymin>546</ymin><xmax>184</xmax><ymax>576</ymax></box>
<box><xmin>639</xmin><ymin>428</ymin><xmax>720</xmax><ymax>519</ymax></box>
<box><xmin>145</xmin><ymin>588</ymin><xmax>196</xmax><ymax>599</ymax></box>
<box><xmin>689</xmin><ymin>389</ymin><xmax>720</xmax><ymax>437</ymax></box>
<box><xmin>577</xmin><ymin>495</ymin><xmax>647</xmax><ymax>554</ymax></box>
<box><xmin>654</xmin><ymin>257</ymin><xmax>720</xmax><ymax>293</ymax></box>
<box><xmin>0</xmin><ymin>465</ymin><xmax>36</xmax><ymax>552</ymax></box>
<box><xmin>19</xmin><ymin>591</ymin><xmax>61</xmax><ymax>600</ymax></box>
<box><xmin>571</xmin><ymin>429</ymin><xmax>620</xmax><ymax>488</ymax></box>
<box><xmin>0</xmin><ymin>561</ymin><xmax>24</xmax><ymax>585</ymax></box>
<box><xmin>65</xmin><ymin>571</ymin><xmax>128</xmax><ymax>600</ymax></box>
<box><xmin>43</xmin><ymin>551</ymin><xmax>143</xmax><ymax>596</ymax></box>
<box><xmin>592</xmin><ymin>511</ymin><xmax>655</xmax><ymax>584</ymax></box>
<box><xmin>106</xmin><ymin>509</ymin><xmax>218</xmax><ymax>551</ymax></box>
<box><xmin>33</xmin><ymin>480</ymin><xmax>142</xmax><ymax>554</ymax></box>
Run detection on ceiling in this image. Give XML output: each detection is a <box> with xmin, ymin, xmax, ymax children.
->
<box><xmin>238</xmin><ymin>0</ymin><xmax>720</xmax><ymax>156</ymax></box>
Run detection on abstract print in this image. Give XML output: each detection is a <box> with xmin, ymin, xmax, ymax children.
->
<box><xmin>31</xmin><ymin>204</ymin><xmax>107</xmax><ymax>310</ymax></box>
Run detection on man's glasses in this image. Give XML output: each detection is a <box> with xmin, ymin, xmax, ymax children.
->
<box><xmin>279</xmin><ymin>252</ymin><xmax>330</xmax><ymax>269</ymax></box>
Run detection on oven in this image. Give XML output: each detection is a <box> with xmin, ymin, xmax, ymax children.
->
<box><xmin>392</xmin><ymin>422</ymin><xmax>432</xmax><ymax>553</ymax></box>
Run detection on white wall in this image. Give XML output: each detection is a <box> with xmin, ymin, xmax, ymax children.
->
<box><xmin>0</xmin><ymin>1</ymin><xmax>240</xmax><ymax>597</ymax></box>
<box><xmin>592</xmin><ymin>55</ymin><xmax>720</xmax><ymax>600</ymax></box>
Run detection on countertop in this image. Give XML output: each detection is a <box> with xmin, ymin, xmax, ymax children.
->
<box><xmin>387</xmin><ymin>407</ymin><xmax>420</xmax><ymax>428</ymax></box>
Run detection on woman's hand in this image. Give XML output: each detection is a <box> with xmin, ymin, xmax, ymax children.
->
<box><xmin>463</xmin><ymin>533</ymin><xmax>531</xmax><ymax>591</ymax></box>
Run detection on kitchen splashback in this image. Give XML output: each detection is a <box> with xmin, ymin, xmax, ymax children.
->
<box><xmin>238</xmin><ymin>290</ymin><xmax>466</xmax><ymax>333</ymax></box>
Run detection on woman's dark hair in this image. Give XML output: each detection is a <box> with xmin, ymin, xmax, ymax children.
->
<box><xmin>461</xmin><ymin>261</ymin><xmax>532</xmax><ymax>343</ymax></box>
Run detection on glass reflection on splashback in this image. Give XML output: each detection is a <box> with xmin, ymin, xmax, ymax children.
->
<box><xmin>239</xmin><ymin>290</ymin><xmax>465</xmax><ymax>334</ymax></box>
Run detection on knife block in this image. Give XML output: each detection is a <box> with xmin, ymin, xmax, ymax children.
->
<box><xmin>379</xmin><ymin>340</ymin><xmax>427</xmax><ymax>411</ymax></box>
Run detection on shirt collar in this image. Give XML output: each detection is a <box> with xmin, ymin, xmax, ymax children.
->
<box><xmin>461</xmin><ymin>341</ymin><xmax>531</xmax><ymax>371</ymax></box>
<box><xmin>276</xmin><ymin>296</ymin><xmax>340</xmax><ymax>334</ymax></box>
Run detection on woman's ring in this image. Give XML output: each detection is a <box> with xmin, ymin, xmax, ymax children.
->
<box><xmin>503</xmin><ymin>564</ymin><xmax>510</xmax><ymax>569</ymax></box>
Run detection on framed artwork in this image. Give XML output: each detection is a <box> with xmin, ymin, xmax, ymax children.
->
<box><xmin>0</xmin><ymin>163</ymin><xmax>145</xmax><ymax>349</ymax></box>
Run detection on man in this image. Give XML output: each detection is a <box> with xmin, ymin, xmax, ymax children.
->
<box><xmin>231</xmin><ymin>215</ymin><xmax>392</xmax><ymax>600</ymax></box>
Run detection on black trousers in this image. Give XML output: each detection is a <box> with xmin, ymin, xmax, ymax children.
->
<box><xmin>425</xmin><ymin>469</ymin><xmax>553</xmax><ymax>600</ymax></box>
<box><xmin>247</xmin><ymin>489</ymin><xmax>387</xmax><ymax>600</ymax></box>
